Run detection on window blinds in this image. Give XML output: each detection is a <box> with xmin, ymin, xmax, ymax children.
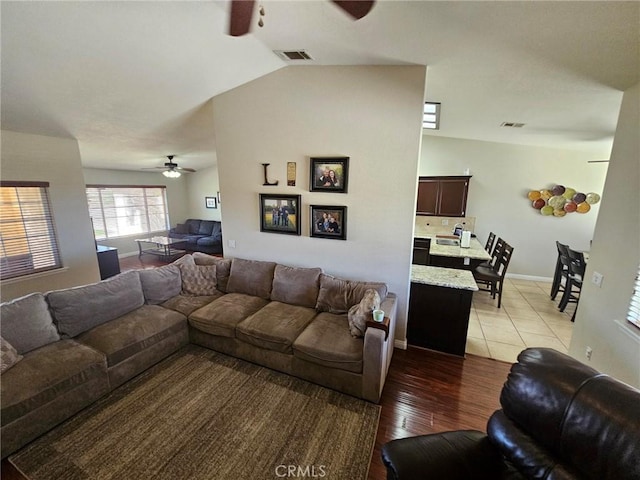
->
<box><xmin>627</xmin><ymin>264</ymin><xmax>640</xmax><ymax>329</ymax></box>
<box><xmin>0</xmin><ymin>181</ymin><xmax>62</xmax><ymax>280</ymax></box>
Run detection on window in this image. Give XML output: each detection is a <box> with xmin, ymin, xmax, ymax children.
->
<box><xmin>0</xmin><ymin>181</ymin><xmax>62</xmax><ymax>280</ymax></box>
<box><xmin>628</xmin><ymin>263</ymin><xmax>640</xmax><ymax>330</ymax></box>
<box><xmin>423</xmin><ymin>102</ymin><xmax>441</xmax><ymax>130</ymax></box>
<box><xmin>86</xmin><ymin>185</ymin><xmax>169</xmax><ymax>240</ymax></box>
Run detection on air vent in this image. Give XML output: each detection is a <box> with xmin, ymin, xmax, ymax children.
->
<box><xmin>274</xmin><ymin>50</ymin><xmax>314</xmax><ymax>61</ymax></box>
<box><xmin>501</xmin><ymin>122</ymin><xmax>525</xmax><ymax>128</ymax></box>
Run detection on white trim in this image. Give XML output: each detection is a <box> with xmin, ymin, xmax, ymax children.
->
<box><xmin>0</xmin><ymin>266</ymin><xmax>70</xmax><ymax>285</ymax></box>
<box><xmin>506</xmin><ymin>273</ymin><xmax>553</xmax><ymax>283</ymax></box>
<box><xmin>117</xmin><ymin>251</ymin><xmax>140</xmax><ymax>259</ymax></box>
<box><xmin>614</xmin><ymin>319</ymin><xmax>640</xmax><ymax>344</ymax></box>
<box><xmin>394</xmin><ymin>338</ymin><xmax>408</xmax><ymax>350</ymax></box>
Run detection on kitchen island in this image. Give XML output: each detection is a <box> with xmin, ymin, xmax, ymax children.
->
<box><xmin>408</xmin><ymin>264</ymin><xmax>479</xmax><ymax>356</ymax></box>
<box><xmin>416</xmin><ymin>234</ymin><xmax>491</xmax><ymax>270</ymax></box>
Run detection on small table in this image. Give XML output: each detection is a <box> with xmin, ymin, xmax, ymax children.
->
<box><xmin>135</xmin><ymin>236</ymin><xmax>185</xmax><ymax>262</ymax></box>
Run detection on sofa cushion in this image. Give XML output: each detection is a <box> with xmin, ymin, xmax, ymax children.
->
<box><xmin>174</xmin><ymin>223</ymin><xmax>188</xmax><ymax>234</ymax></box>
<box><xmin>188</xmin><ymin>293</ymin><xmax>269</xmax><ymax>338</ymax></box>
<box><xmin>0</xmin><ymin>339</ymin><xmax>108</xmax><ymax>425</ymax></box>
<box><xmin>0</xmin><ymin>293</ymin><xmax>60</xmax><ymax>354</ymax></box>
<box><xmin>139</xmin><ymin>264</ymin><xmax>182</xmax><ymax>305</ymax></box>
<box><xmin>161</xmin><ymin>293</ymin><xmax>224</xmax><ymax>317</ymax></box>
<box><xmin>179</xmin><ymin>264</ymin><xmax>217</xmax><ymax>296</ymax></box>
<box><xmin>293</xmin><ymin>312</ymin><xmax>363</xmax><ymax>373</ymax></box>
<box><xmin>186</xmin><ymin>219</ymin><xmax>201</xmax><ymax>235</ymax></box>
<box><xmin>196</xmin><ymin>236</ymin><xmax>218</xmax><ymax>247</ymax></box>
<box><xmin>193</xmin><ymin>253</ymin><xmax>232</xmax><ymax>293</ymax></box>
<box><xmin>47</xmin><ymin>271</ymin><xmax>145</xmax><ymax>338</ymax></box>
<box><xmin>227</xmin><ymin>258</ymin><xmax>276</xmax><ymax>300</ymax></box>
<box><xmin>198</xmin><ymin>220</ymin><xmax>216</xmax><ymax>236</ymax></box>
<box><xmin>236</xmin><ymin>301</ymin><xmax>317</xmax><ymax>354</ymax></box>
<box><xmin>315</xmin><ymin>273</ymin><xmax>388</xmax><ymax>314</ymax></box>
<box><xmin>271</xmin><ymin>264</ymin><xmax>322</xmax><ymax>308</ymax></box>
<box><xmin>0</xmin><ymin>337</ymin><xmax>23</xmax><ymax>374</ymax></box>
<box><xmin>77</xmin><ymin>305</ymin><xmax>186</xmax><ymax>367</ymax></box>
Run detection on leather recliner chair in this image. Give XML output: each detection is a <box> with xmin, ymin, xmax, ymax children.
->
<box><xmin>381</xmin><ymin>348</ymin><xmax>640</xmax><ymax>480</ymax></box>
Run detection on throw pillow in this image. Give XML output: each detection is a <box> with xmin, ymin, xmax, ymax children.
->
<box><xmin>0</xmin><ymin>292</ymin><xmax>60</xmax><ymax>354</ymax></box>
<box><xmin>180</xmin><ymin>264</ymin><xmax>217</xmax><ymax>296</ymax></box>
<box><xmin>174</xmin><ymin>223</ymin><xmax>188</xmax><ymax>234</ymax></box>
<box><xmin>0</xmin><ymin>337</ymin><xmax>23</xmax><ymax>374</ymax></box>
<box><xmin>193</xmin><ymin>253</ymin><xmax>232</xmax><ymax>292</ymax></box>
<box><xmin>347</xmin><ymin>289</ymin><xmax>381</xmax><ymax>337</ymax></box>
<box><xmin>315</xmin><ymin>274</ymin><xmax>388</xmax><ymax>314</ymax></box>
<box><xmin>139</xmin><ymin>264</ymin><xmax>182</xmax><ymax>305</ymax></box>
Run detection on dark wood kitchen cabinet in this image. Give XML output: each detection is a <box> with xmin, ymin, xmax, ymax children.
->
<box><xmin>416</xmin><ymin>176</ymin><xmax>471</xmax><ymax>217</ymax></box>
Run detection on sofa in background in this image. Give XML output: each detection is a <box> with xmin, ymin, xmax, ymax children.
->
<box><xmin>381</xmin><ymin>347</ymin><xmax>640</xmax><ymax>480</ymax></box>
<box><xmin>0</xmin><ymin>253</ymin><xmax>397</xmax><ymax>458</ymax></box>
<box><xmin>168</xmin><ymin>219</ymin><xmax>223</xmax><ymax>255</ymax></box>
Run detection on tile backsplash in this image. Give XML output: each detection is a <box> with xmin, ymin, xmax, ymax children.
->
<box><xmin>414</xmin><ymin>216</ymin><xmax>476</xmax><ymax>237</ymax></box>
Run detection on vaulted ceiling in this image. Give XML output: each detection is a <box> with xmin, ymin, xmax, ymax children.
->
<box><xmin>2</xmin><ymin>1</ymin><xmax>638</xmax><ymax>172</ymax></box>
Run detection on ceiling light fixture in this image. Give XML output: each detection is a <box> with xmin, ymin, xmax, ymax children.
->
<box><xmin>162</xmin><ymin>169</ymin><xmax>181</xmax><ymax>178</ymax></box>
<box><xmin>423</xmin><ymin>102</ymin><xmax>441</xmax><ymax>130</ymax></box>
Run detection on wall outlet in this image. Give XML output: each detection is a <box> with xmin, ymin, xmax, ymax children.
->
<box><xmin>441</xmin><ymin>219</ymin><xmax>449</xmax><ymax>226</ymax></box>
<box><xmin>591</xmin><ymin>271</ymin><xmax>603</xmax><ymax>288</ymax></box>
<box><xmin>228</xmin><ymin>239</ymin><xmax>236</xmax><ymax>249</ymax></box>
<box><xmin>463</xmin><ymin>257</ymin><xmax>470</xmax><ymax>266</ymax></box>
<box><xmin>585</xmin><ymin>346</ymin><xmax>593</xmax><ymax>361</ymax></box>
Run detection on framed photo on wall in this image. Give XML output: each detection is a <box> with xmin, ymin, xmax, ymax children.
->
<box><xmin>205</xmin><ymin>196</ymin><xmax>218</xmax><ymax>209</ymax></box>
<box><xmin>309</xmin><ymin>157</ymin><xmax>349</xmax><ymax>193</ymax></box>
<box><xmin>310</xmin><ymin>205</ymin><xmax>347</xmax><ymax>240</ymax></box>
<box><xmin>259</xmin><ymin>194</ymin><xmax>301</xmax><ymax>235</ymax></box>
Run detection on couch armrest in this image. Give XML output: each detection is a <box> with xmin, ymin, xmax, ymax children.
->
<box><xmin>362</xmin><ymin>293</ymin><xmax>397</xmax><ymax>403</ymax></box>
<box><xmin>381</xmin><ymin>431</ymin><xmax>509</xmax><ymax>480</ymax></box>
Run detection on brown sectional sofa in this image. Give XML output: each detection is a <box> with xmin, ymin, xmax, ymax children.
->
<box><xmin>0</xmin><ymin>253</ymin><xmax>397</xmax><ymax>458</ymax></box>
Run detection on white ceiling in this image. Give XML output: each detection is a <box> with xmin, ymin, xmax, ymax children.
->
<box><xmin>2</xmin><ymin>1</ymin><xmax>638</xmax><ymax>172</ymax></box>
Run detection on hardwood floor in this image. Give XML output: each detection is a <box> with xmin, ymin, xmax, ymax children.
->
<box><xmin>368</xmin><ymin>347</ymin><xmax>512</xmax><ymax>479</ymax></box>
<box><xmin>2</xmin><ymin>257</ymin><xmax>514</xmax><ymax>479</ymax></box>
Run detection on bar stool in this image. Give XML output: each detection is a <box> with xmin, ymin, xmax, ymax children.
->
<box><xmin>550</xmin><ymin>241</ymin><xmax>570</xmax><ymax>300</ymax></box>
<box><xmin>473</xmin><ymin>240</ymin><xmax>514</xmax><ymax>308</ymax></box>
<box><xmin>558</xmin><ymin>248</ymin><xmax>585</xmax><ymax>322</ymax></box>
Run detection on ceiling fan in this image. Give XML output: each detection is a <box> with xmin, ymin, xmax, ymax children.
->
<box><xmin>228</xmin><ymin>0</ymin><xmax>375</xmax><ymax>37</ymax></box>
<box><xmin>144</xmin><ymin>156</ymin><xmax>196</xmax><ymax>178</ymax></box>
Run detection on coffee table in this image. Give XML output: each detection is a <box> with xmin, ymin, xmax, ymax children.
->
<box><xmin>135</xmin><ymin>236</ymin><xmax>186</xmax><ymax>262</ymax></box>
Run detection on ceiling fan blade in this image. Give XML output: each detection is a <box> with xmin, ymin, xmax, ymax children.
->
<box><xmin>229</xmin><ymin>0</ymin><xmax>256</xmax><ymax>37</ymax></box>
<box><xmin>331</xmin><ymin>0</ymin><xmax>375</xmax><ymax>20</ymax></box>
<box><xmin>176</xmin><ymin>167</ymin><xmax>197</xmax><ymax>173</ymax></box>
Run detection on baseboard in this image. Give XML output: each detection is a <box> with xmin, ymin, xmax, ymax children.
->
<box><xmin>118</xmin><ymin>251</ymin><xmax>139</xmax><ymax>259</ymax></box>
<box><xmin>394</xmin><ymin>339</ymin><xmax>407</xmax><ymax>350</ymax></box>
<box><xmin>506</xmin><ymin>273</ymin><xmax>553</xmax><ymax>283</ymax></box>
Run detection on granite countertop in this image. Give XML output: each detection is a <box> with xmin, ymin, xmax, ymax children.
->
<box><xmin>411</xmin><ymin>264</ymin><xmax>479</xmax><ymax>291</ymax></box>
<box><xmin>415</xmin><ymin>234</ymin><xmax>492</xmax><ymax>261</ymax></box>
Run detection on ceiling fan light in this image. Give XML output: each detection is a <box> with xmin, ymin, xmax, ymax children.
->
<box><xmin>163</xmin><ymin>170</ymin><xmax>181</xmax><ymax>178</ymax></box>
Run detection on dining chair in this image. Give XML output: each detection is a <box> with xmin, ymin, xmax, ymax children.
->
<box><xmin>550</xmin><ymin>241</ymin><xmax>570</xmax><ymax>300</ymax></box>
<box><xmin>473</xmin><ymin>241</ymin><xmax>514</xmax><ymax>308</ymax></box>
<box><xmin>484</xmin><ymin>232</ymin><xmax>496</xmax><ymax>253</ymax></box>
<box><xmin>558</xmin><ymin>248</ymin><xmax>585</xmax><ymax>322</ymax></box>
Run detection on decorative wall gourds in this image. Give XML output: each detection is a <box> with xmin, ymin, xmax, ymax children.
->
<box><xmin>527</xmin><ymin>185</ymin><xmax>600</xmax><ymax>217</ymax></box>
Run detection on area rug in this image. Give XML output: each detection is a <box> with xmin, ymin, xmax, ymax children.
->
<box><xmin>9</xmin><ymin>346</ymin><xmax>380</xmax><ymax>480</ymax></box>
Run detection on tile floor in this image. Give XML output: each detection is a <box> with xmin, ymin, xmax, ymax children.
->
<box><xmin>466</xmin><ymin>278</ymin><xmax>575</xmax><ymax>363</ymax></box>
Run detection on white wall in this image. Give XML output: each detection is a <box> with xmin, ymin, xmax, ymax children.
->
<box><xmin>82</xmin><ymin>168</ymin><xmax>191</xmax><ymax>256</ymax></box>
<box><xmin>186</xmin><ymin>165</ymin><xmax>221</xmax><ymax>222</ymax></box>
<box><xmin>569</xmin><ymin>82</ymin><xmax>640</xmax><ymax>388</ymax></box>
<box><xmin>419</xmin><ymin>136</ymin><xmax>608</xmax><ymax>278</ymax></box>
<box><xmin>1</xmin><ymin>131</ymin><xmax>99</xmax><ymax>301</ymax></box>
<box><xmin>212</xmin><ymin>66</ymin><xmax>426</xmax><ymax>343</ymax></box>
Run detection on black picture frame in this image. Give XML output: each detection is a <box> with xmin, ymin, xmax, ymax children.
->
<box><xmin>259</xmin><ymin>194</ymin><xmax>301</xmax><ymax>235</ymax></box>
<box><xmin>205</xmin><ymin>196</ymin><xmax>217</xmax><ymax>209</ymax></box>
<box><xmin>310</xmin><ymin>205</ymin><xmax>347</xmax><ymax>240</ymax></box>
<box><xmin>310</xmin><ymin>157</ymin><xmax>349</xmax><ymax>193</ymax></box>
